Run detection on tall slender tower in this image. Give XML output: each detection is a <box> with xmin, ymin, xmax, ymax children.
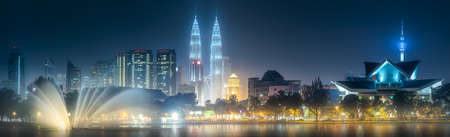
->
<box><xmin>399</xmin><ymin>20</ymin><xmax>406</xmax><ymax>62</ymax></box>
<box><xmin>189</xmin><ymin>16</ymin><xmax>204</xmax><ymax>105</ymax></box>
<box><xmin>42</xmin><ymin>57</ymin><xmax>55</xmax><ymax>80</ymax></box>
<box><xmin>209</xmin><ymin>16</ymin><xmax>224</xmax><ymax>102</ymax></box>
<box><xmin>8</xmin><ymin>46</ymin><xmax>25</xmax><ymax>98</ymax></box>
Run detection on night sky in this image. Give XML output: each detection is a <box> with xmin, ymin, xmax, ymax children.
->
<box><xmin>3</xmin><ymin>0</ymin><xmax>450</xmax><ymax>91</ymax></box>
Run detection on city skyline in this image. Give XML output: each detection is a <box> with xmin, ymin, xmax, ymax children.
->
<box><xmin>3</xmin><ymin>0</ymin><xmax>450</xmax><ymax>88</ymax></box>
<box><xmin>2</xmin><ymin>1</ymin><xmax>450</xmax><ymax>136</ymax></box>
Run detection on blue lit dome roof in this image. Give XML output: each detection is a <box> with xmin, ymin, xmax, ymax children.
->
<box><xmin>261</xmin><ymin>70</ymin><xmax>285</xmax><ymax>81</ymax></box>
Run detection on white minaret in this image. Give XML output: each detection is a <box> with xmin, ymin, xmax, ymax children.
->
<box><xmin>399</xmin><ymin>20</ymin><xmax>406</xmax><ymax>62</ymax></box>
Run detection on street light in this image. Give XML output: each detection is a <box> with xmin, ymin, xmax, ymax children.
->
<box><xmin>12</xmin><ymin>112</ymin><xmax>17</xmax><ymax>121</ymax></box>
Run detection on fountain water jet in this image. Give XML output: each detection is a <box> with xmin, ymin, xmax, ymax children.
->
<box><xmin>30</xmin><ymin>78</ymin><xmax>166</xmax><ymax>129</ymax></box>
<box><xmin>29</xmin><ymin>78</ymin><xmax>70</xmax><ymax>129</ymax></box>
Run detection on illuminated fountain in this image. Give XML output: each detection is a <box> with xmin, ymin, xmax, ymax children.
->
<box><xmin>72</xmin><ymin>87</ymin><xmax>162</xmax><ymax>128</ymax></box>
<box><xmin>29</xmin><ymin>78</ymin><xmax>71</xmax><ymax>129</ymax></box>
<box><xmin>29</xmin><ymin>78</ymin><xmax>165</xmax><ymax>129</ymax></box>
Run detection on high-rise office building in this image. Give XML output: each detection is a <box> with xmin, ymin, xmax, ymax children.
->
<box><xmin>90</xmin><ymin>60</ymin><xmax>114</xmax><ymax>88</ymax></box>
<box><xmin>209</xmin><ymin>17</ymin><xmax>225</xmax><ymax>101</ymax></box>
<box><xmin>189</xmin><ymin>16</ymin><xmax>204</xmax><ymax>105</ymax></box>
<box><xmin>114</xmin><ymin>49</ymin><xmax>155</xmax><ymax>89</ymax></box>
<box><xmin>8</xmin><ymin>46</ymin><xmax>25</xmax><ymax>97</ymax></box>
<box><xmin>66</xmin><ymin>61</ymin><xmax>81</xmax><ymax>93</ymax></box>
<box><xmin>226</xmin><ymin>73</ymin><xmax>240</xmax><ymax>100</ymax></box>
<box><xmin>156</xmin><ymin>49</ymin><xmax>176</xmax><ymax>96</ymax></box>
<box><xmin>114</xmin><ymin>51</ymin><xmax>127</xmax><ymax>87</ymax></box>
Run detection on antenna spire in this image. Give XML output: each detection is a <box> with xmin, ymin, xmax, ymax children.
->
<box><xmin>399</xmin><ymin>19</ymin><xmax>406</xmax><ymax>62</ymax></box>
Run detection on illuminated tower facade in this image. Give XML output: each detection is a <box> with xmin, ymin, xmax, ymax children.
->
<box><xmin>114</xmin><ymin>52</ymin><xmax>127</xmax><ymax>87</ymax></box>
<box><xmin>156</xmin><ymin>49</ymin><xmax>177</xmax><ymax>96</ymax></box>
<box><xmin>399</xmin><ymin>20</ymin><xmax>406</xmax><ymax>62</ymax></box>
<box><xmin>127</xmin><ymin>49</ymin><xmax>154</xmax><ymax>89</ymax></box>
<box><xmin>209</xmin><ymin>17</ymin><xmax>224</xmax><ymax>102</ymax></box>
<box><xmin>114</xmin><ymin>49</ymin><xmax>154</xmax><ymax>89</ymax></box>
<box><xmin>189</xmin><ymin>16</ymin><xmax>204</xmax><ymax>105</ymax></box>
<box><xmin>8</xmin><ymin>46</ymin><xmax>25</xmax><ymax>97</ymax></box>
<box><xmin>226</xmin><ymin>73</ymin><xmax>240</xmax><ymax>100</ymax></box>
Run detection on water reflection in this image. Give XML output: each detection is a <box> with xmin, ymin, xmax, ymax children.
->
<box><xmin>1</xmin><ymin>123</ymin><xmax>449</xmax><ymax>137</ymax></box>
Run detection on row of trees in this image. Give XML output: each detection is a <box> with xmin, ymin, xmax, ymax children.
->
<box><xmin>249</xmin><ymin>77</ymin><xmax>330</xmax><ymax>121</ymax></box>
<box><xmin>210</xmin><ymin>95</ymin><xmax>247</xmax><ymax>116</ymax></box>
<box><xmin>248</xmin><ymin>77</ymin><xmax>450</xmax><ymax>121</ymax></box>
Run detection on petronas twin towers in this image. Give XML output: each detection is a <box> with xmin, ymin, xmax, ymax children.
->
<box><xmin>189</xmin><ymin>16</ymin><xmax>225</xmax><ymax>105</ymax></box>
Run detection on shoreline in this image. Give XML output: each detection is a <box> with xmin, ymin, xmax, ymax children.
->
<box><xmin>2</xmin><ymin>120</ymin><xmax>450</xmax><ymax>130</ymax></box>
<box><xmin>184</xmin><ymin>120</ymin><xmax>450</xmax><ymax>124</ymax></box>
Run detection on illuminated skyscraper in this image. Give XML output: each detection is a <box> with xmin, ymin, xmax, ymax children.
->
<box><xmin>114</xmin><ymin>49</ymin><xmax>155</xmax><ymax>89</ymax></box>
<box><xmin>189</xmin><ymin>16</ymin><xmax>204</xmax><ymax>105</ymax></box>
<box><xmin>399</xmin><ymin>20</ymin><xmax>406</xmax><ymax>62</ymax></box>
<box><xmin>156</xmin><ymin>49</ymin><xmax>176</xmax><ymax>96</ymax></box>
<box><xmin>129</xmin><ymin>49</ymin><xmax>154</xmax><ymax>89</ymax></box>
<box><xmin>226</xmin><ymin>73</ymin><xmax>240</xmax><ymax>100</ymax></box>
<box><xmin>114</xmin><ymin>51</ymin><xmax>127</xmax><ymax>87</ymax></box>
<box><xmin>8</xmin><ymin>46</ymin><xmax>25</xmax><ymax>97</ymax></box>
<box><xmin>209</xmin><ymin>16</ymin><xmax>224</xmax><ymax>101</ymax></box>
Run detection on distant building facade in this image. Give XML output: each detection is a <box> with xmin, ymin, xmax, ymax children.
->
<box><xmin>55</xmin><ymin>73</ymin><xmax>66</xmax><ymax>91</ymax></box>
<box><xmin>8</xmin><ymin>47</ymin><xmax>25</xmax><ymax>97</ymax></box>
<box><xmin>156</xmin><ymin>49</ymin><xmax>176</xmax><ymax>96</ymax></box>
<box><xmin>66</xmin><ymin>61</ymin><xmax>82</xmax><ymax>93</ymax></box>
<box><xmin>222</xmin><ymin>56</ymin><xmax>232</xmax><ymax>97</ymax></box>
<box><xmin>90</xmin><ymin>60</ymin><xmax>114</xmax><ymax>88</ymax></box>
<box><xmin>0</xmin><ymin>80</ymin><xmax>14</xmax><ymax>90</ymax></box>
<box><xmin>177</xmin><ymin>84</ymin><xmax>195</xmax><ymax>94</ymax></box>
<box><xmin>226</xmin><ymin>73</ymin><xmax>240</xmax><ymax>100</ymax></box>
<box><xmin>248</xmin><ymin>70</ymin><xmax>301</xmax><ymax>104</ymax></box>
<box><xmin>114</xmin><ymin>49</ymin><xmax>155</xmax><ymax>89</ymax></box>
<box><xmin>176</xmin><ymin>66</ymin><xmax>185</xmax><ymax>90</ymax></box>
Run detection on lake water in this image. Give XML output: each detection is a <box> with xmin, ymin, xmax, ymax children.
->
<box><xmin>1</xmin><ymin>123</ymin><xmax>449</xmax><ymax>137</ymax></box>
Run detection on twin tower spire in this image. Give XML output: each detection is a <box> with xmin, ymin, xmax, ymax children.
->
<box><xmin>189</xmin><ymin>15</ymin><xmax>224</xmax><ymax>105</ymax></box>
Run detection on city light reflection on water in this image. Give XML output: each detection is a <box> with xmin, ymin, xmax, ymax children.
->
<box><xmin>1</xmin><ymin>123</ymin><xmax>449</xmax><ymax>137</ymax></box>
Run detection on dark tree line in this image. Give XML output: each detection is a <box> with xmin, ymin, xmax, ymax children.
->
<box><xmin>248</xmin><ymin>77</ymin><xmax>330</xmax><ymax>121</ymax></box>
<box><xmin>0</xmin><ymin>88</ymin><xmax>33</xmax><ymax>124</ymax></box>
<box><xmin>212</xmin><ymin>95</ymin><xmax>247</xmax><ymax>116</ymax></box>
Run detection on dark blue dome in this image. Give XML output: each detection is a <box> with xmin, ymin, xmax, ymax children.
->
<box><xmin>261</xmin><ymin>70</ymin><xmax>284</xmax><ymax>81</ymax></box>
